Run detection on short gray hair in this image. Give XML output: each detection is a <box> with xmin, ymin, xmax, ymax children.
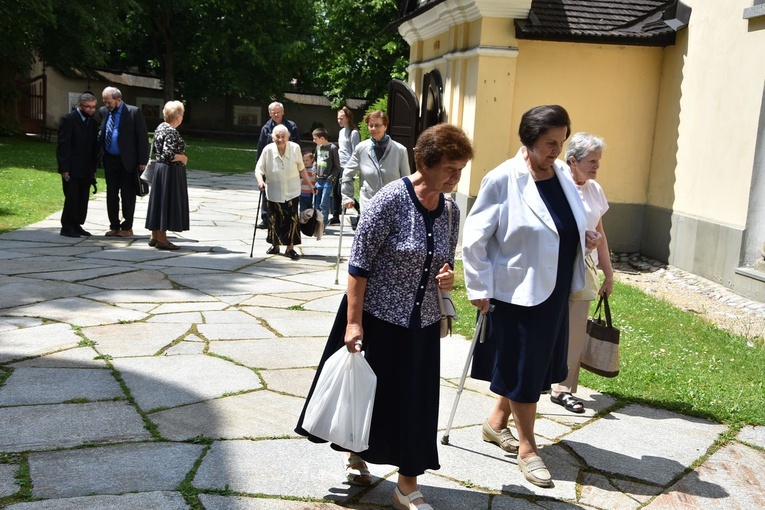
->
<box><xmin>78</xmin><ymin>93</ymin><xmax>96</xmax><ymax>105</ymax></box>
<box><xmin>268</xmin><ymin>101</ymin><xmax>284</xmax><ymax>113</ymax></box>
<box><xmin>566</xmin><ymin>132</ymin><xmax>606</xmax><ymax>162</ymax></box>
<box><xmin>102</xmin><ymin>86</ymin><xmax>122</xmax><ymax>100</ymax></box>
<box><xmin>272</xmin><ymin>124</ymin><xmax>289</xmax><ymax>139</ymax></box>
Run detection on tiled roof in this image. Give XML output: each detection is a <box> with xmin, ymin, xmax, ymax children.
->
<box><xmin>515</xmin><ymin>0</ymin><xmax>685</xmax><ymax>46</ymax></box>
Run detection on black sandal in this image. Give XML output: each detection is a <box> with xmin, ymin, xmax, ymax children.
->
<box><xmin>550</xmin><ymin>392</ymin><xmax>585</xmax><ymax>414</ymax></box>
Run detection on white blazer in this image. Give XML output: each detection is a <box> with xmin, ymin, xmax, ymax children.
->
<box><xmin>462</xmin><ymin>149</ymin><xmax>587</xmax><ymax>306</ymax></box>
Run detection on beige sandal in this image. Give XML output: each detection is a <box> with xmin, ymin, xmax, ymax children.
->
<box><xmin>393</xmin><ymin>486</ymin><xmax>433</xmax><ymax>510</ymax></box>
<box><xmin>344</xmin><ymin>454</ymin><xmax>372</xmax><ymax>486</ymax></box>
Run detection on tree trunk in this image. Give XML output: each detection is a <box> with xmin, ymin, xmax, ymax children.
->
<box><xmin>0</xmin><ymin>61</ymin><xmax>22</xmax><ymax>134</ymax></box>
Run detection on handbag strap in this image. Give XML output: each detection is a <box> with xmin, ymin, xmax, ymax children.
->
<box><xmin>147</xmin><ymin>137</ymin><xmax>155</xmax><ymax>161</ymax></box>
<box><xmin>593</xmin><ymin>294</ymin><xmax>613</xmax><ymax>328</ymax></box>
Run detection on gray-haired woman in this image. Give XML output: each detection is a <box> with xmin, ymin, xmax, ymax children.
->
<box><xmin>254</xmin><ymin>124</ymin><xmax>315</xmax><ymax>260</ymax></box>
<box><xmin>550</xmin><ymin>132</ymin><xmax>614</xmax><ymax>413</ymax></box>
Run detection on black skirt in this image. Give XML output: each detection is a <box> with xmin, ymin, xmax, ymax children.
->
<box><xmin>145</xmin><ymin>162</ymin><xmax>190</xmax><ymax>232</ymax></box>
<box><xmin>266</xmin><ymin>197</ymin><xmax>301</xmax><ymax>246</ymax></box>
<box><xmin>295</xmin><ymin>295</ymin><xmax>441</xmax><ymax>477</ymax></box>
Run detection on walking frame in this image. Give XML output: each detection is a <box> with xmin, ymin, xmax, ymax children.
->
<box><xmin>249</xmin><ymin>189</ymin><xmax>263</xmax><ymax>258</ymax></box>
<box><xmin>441</xmin><ymin>304</ymin><xmax>495</xmax><ymax>445</ymax></box>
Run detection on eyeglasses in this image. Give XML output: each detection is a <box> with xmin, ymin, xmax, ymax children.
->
<box><xmin>80</xmin><ymin>105</ymin><xmax>97</xmax><ymax>109</ymax></box>
<box><xmin>367</xmin><ymin>123</ymin><xmax>384</xmax><ymax>129</ymax></box>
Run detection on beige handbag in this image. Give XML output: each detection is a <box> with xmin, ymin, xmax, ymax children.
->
<box><xmin>581</xmin><ymin>295</ymin><xmax>620</xmax><ymax>377</ymax></box>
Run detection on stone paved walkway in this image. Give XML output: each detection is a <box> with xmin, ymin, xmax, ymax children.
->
<box><xmin>0</xmin><ymin>171</ymin><xmax>763</xmax><ymax>509</ymax></box>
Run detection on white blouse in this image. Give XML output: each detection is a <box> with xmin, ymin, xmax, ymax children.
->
<box><xmin>255</xmin><ymin>141</ymin><xmax>305</xmax><ymax>203</ymax></box>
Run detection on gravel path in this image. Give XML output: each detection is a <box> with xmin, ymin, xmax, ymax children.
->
<box><xmin>613</xmin><ymin>253</ymin><xmax>765</xmax><ymax>344</ymax></box>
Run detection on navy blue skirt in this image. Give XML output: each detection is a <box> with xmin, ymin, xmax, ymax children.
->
<box><xmin>295</xmin><ymin>295</ymin><xmax>441</xmax><ymax>477</ymax></box>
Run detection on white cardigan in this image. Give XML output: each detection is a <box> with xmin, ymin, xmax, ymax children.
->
<box><xmin>462</xmin><ymin>149</ymin><xmax>587</xmax><ymax>306</ymax></box>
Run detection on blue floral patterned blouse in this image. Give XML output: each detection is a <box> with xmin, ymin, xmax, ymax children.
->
<box><xmin>348</xmin><ymin>177</ymin><xmax>460</xmax><ymax>329</ymax></box>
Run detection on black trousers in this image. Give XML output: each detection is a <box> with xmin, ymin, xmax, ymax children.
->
<box><xmin>60</xmin><ymin>175</ymin><xmax>91</xmax><ymax>229</ymax></box>
<box><xmin>331</xmin><ymin>177</ymin><xmax>342</xmax><ymax>219</ymax></box>
<box><xmin>103</xmin><ymin>153</ymin><xmax>137</xmax><ymax>230</ymax></box>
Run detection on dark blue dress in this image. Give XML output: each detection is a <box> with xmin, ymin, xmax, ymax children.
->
<box><xmin>471</xmin><ymin>175</ymin><xmax>580</xmax><ymax>402</ymax></box>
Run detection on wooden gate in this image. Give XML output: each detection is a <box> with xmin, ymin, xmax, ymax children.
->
<box><xmin>19</xmin><ymin>74</ymin><xmax>46</xmax><ymax>134</ymax></box>
<box><xmin>387</xmin><ymin>79</ymin><xmax>419</xmax><ymax>172</ymax></box>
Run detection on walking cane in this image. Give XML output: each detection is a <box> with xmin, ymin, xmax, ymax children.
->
<box><xmin>441</xmin><ymin>304</ymin><xmax>495</xmax><ymax>446</ymax></box>
<box><xmin>249</xmin><ymin>188</ymin><xmax>263</xmax><ymax>258</ymax></box>
<box><xmin>334</xmin><ymin>205</ymin><xmax>346</xmax><ymax>284</ymax></box>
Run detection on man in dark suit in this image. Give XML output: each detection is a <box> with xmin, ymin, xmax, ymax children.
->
<box><xmin>99</xmin><ymin>86</ymin><xmax>149</xmax><ymax>237</ymax></box>
<box><xmin>56</xmin><ymin>92</ymin><xmax>99</xmax><ymax>237</ymax></box>
<box><xmin>255</xmin><ymin>101</ymin><xmax>300</xmax><ymax>228</ymax></box>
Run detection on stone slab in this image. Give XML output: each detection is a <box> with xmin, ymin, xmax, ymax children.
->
<box><xmin>82</xmin><ymin>322</ymin><xmax>192</xmax><ymax>357</ymax></box>
<box><xmin>6</xmin><ymin>491</ymin><xmax>189</xmax><ymax>509</ymax></box>
<box><xmin>0</xmin><ymin>316</ymin><xmax>43</xmax><ymax>332</ymax></box>
<box><xmin>152</xmin><ymin>301</ymin><xmax>229</xmax><ymax>314</ymax></box>
<box><xmin>196</xmin><ymin>322</ymin><xmax>276</xmax><ymax>340</ymax></box>
<box><xmin>208</xmin><ymin>338</ymin><xmax>326</xmax><ymax>369</ymax></box>
<box><xmin>199</xmin><ymin>494</ymin><xmax>347</xmax><ymax>509</ymax></box>
<box><xmin>646</xmin><ymin>442</ymin><xmax>765</xmax><ymax>509</ymax></box>
<box><xmin>738</xmin><ymin>425</ymin><xmax>765</xmax><ymax>448</ymax></box>
<box><xmin>0</xmin><ymin>402</ymin><xmax>150</xmax><ymax>452</ymax></box>
<box><xmin>9</xmin><ymin>347</ymin><xmax>106</xmax><ymax>368</ymax></box>
<box><xmin>112</xmin><ymin>355</ymin><xmax>262</xmax><ymax>411</ymax></box>
<box><xmin>194</xmin><ymin>439</ymin><xmax>375</xmax><ymax>501</ymax></box>
<box><xmin>260</xmin><ymin>368</ymin><xmax>316</xmax><ymax>398</ymax></box>
<box><xmin>14</xmin><ymin>266</ymin><xmax>126</xmax><ymax>283</ymax></box>
<box><xmin>578</xmin><ymin>471</ymin><xmax>643</xmax><ymax>509</ymax></box>
<box><xmin>28</xmin><ymin>443</ymin><xmax>204</xmax><ymax>499</ymax></box>
<box><xmin>0</xmin><ymin>323</ymin><xmax>81</xmax><ymax>363</ymax></box>
<box><xmin>434</xmin><ymin>425</ymin><xmax>580</xmax><ymax>498</ymax></box>
<box><xmin>239</xmin><ymin>307</ymin><xmax>336</xmax><ymax>338</ymax></box>
<box><xmin>0</xmin><ymin>463</ymin><xmax>19</xmax><ymax>498</ymax></box>
<box><xmin>85</xmin><ymin>288</ymin><xmax>217</xmax><ymax>304</ymax></box>
<box><xmin>152</xmin><ymin>390</ymin><xmax>304</xmax><ymax>441</ymax></box>
<box><xmin>562</xmin><ymin>404</ymin><xmax>727</xmax><ymax>486</ymax></box>
<box><xmin>82</xmin><ymin>269</ymin><xmax>174</xmax><ymax>290</ymax></box>
<box><xmin>361</xmin><ymin>471</ymin><xmax>492</xmax><ymax>509</ymax></box>
<box><xmin>0</xmin><ymin>277</ymin><xmax>98</xmax><ymax>310</ymax></box>
<box><xmin>0</xmin><ymin>367</ymin><xmax>122</xmax><ymax>405</ymax></box>
<box><xmin>148</xmin><ymin>312</ymin><xmax>204</xmax><ymax>323</ymax></box>
<box><xmin>163</xmin><ymin>340</ymin><xmax>206</xmax><ymax>356</ymax></box>
<box><xmin>6</xmin><ymin>297</ymin><xmax>147</xmax><ymax>327</ymax></box>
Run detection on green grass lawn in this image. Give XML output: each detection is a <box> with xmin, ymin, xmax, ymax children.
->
<box><xmin>1</xmin><ymin>135</ymin><xmax>763</xmax><ymax>427</ymax></box>
<box><xmin>451</xmin><ymin>260</ymin><xmax>765</xmax><ymax>427</ymax></box>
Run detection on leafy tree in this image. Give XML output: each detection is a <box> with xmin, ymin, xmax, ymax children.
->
<box><xmin>0</xmin><ymin>0</ymin><xmax>131</xmax><ymax>133</ymax></box>
<box><xmin>110</xmin><ymin>0</ymin><xmax>314</xmax><ymax>102</ymax></box>
<box><xmin>301</xmin><ymin>0</ymin><xmax>408</xmax><ymax>107</ymax></box>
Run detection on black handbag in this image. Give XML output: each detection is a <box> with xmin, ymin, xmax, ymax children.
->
<box><xmin>581</xmin><ymin>294</ymin><xmax>620</xmax><ymax>377</ymax></box>
<box><xmin>135</xmin><ymin>169</ymin><xmax>149</xmax><ymax>197</ymax></box>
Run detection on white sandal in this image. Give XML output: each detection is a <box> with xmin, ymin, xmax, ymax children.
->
<box><xmin>344</xmin><ymin>454</ymin><xmax>372</xmax><ymax>486</ymax></box>
<box><xmin>393</xmin><ymin>486</ymin><xmax>434</xmax><ymax>510</ymax></box>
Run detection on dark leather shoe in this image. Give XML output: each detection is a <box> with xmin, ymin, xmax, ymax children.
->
<box><xmin>257</xmin><ymin>221</ymin><xmax>268</xmax><ymax>229</ymax></box>
<box><xmin>285</xmin><ymin>249</ymin><xmax>300</xmax><ymax>260</ymax></box>
<box><xmin>155</xmin><ymin>241</ymin><xmax>179</xmax><ymax>251</ymax></box>
<box><xmin>266</xmin><ymin>246</ymin><xmax>280</xmax><ymax>255</ymax></box>
<box><xmin>60</xmin><ymin>228</ymin><xmax>80</xmax><ymax>238</ymax></box>
<box><xmin>329</xmin><ymin>217</ymin><xmax>341</xmax><ymax>225</ymax></box>
<box><xmin>105</xmin><ymin>229</ymin><xmax>120</xmax><ymax>237</ymax></box>
<box><xmin>76</xmin><ymin>226</ymin><xmax>92</xmax><ymax>236</ymax></box>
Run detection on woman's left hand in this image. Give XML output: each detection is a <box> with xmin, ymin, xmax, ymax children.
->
<box><xmin>174</xmin><ymin>154</ymin><xmax>188</xmax><ymax>165</ymax></box>
<box><xmin>435</xmin><ymin>263</ymin><xmax>454</xmax><ymax>292</ymax></box>
<box><xmin>599</xmin><ymin>275</ymin><xmax>614</xmax><ymax>297</ymax></box>
<box><xmin>585</xmin><ymin>230</ymin><xmax>602</xmax><ymax>251</ymax></box>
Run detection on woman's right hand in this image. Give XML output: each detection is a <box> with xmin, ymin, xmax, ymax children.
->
<box><xmin>344</xmin><ymin>323</ymin><xmax>364</xmax><ymax>352</ymax></box>
<box><xmin>342</xmin><ymin>198</ymin><xmax>355</xmax><ymax>209</ymax></box>
<box><xmin>174</xmin><ymin>154</ymin><xmax>188</xmax><ymax>165</ymax></box>
<box><xmin>471</xmin><ymin>298</ymin><xmax>491</xmax><ymax>315</ymax></box>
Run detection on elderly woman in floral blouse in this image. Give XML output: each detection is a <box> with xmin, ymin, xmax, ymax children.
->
<box><xmin>296</xmin><ymin>124</ymin><xmax>474</xmax><ymax>510</ymax></box>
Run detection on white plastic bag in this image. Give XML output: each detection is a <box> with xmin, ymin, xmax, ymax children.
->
<box><xmin>302</xmin><ymin>347</ymin><xmax>377</xmax><ymax>452</ymax></box>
